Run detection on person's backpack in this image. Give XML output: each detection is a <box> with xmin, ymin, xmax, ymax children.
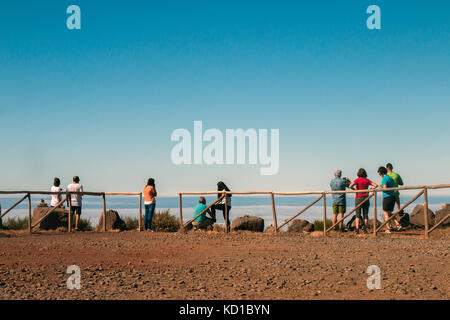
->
<box><xmin>346</xmin><ymin>215</ymin><xmax>356</xmax><ymax>230</ymax></box>
<box><xmin>399</xmin><ymin>212</ymin><xmax>410</xmax><ymax>227</ymax></box>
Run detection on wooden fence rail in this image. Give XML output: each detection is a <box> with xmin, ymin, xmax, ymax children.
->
<box><xmin>179</xmin><ymin>184</ymin><xmax>450</xmax><ymax>238</ymax></box>
<box><xmin>0</xmin><ymin>191</ymin><xmax>143</xmax><ymax>234</ymax></box>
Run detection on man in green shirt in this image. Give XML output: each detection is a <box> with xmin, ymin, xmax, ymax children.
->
<box><xmin>386</xmin><ymin>163</ymin><xmax>404</xmax><ymax>211</ymax></box>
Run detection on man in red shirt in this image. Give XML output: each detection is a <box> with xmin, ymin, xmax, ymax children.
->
<box><xmin>349</xmin><ymin>168</ymin><xmax>378</xmax><ymax>234</ymax></box>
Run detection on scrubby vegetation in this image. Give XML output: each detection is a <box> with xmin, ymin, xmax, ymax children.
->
<box><xmin>77</xmin><ymin>218</ymin><xmax>93</xmax><ymax>231</ymax></box>
<box><xmin>123</xmin><ymin>216</ymin><xmax>139</xmax><ymax>230</ymax></box>
<box><xmin>313</xmin><ymin>219</ymin><xmax>333</xmax><ymax>231</ymax></box>
<box><xmin>151</xmin><ymin>210</ymin><xmax>180</xmax><ymax>232</ymax></box>
<box><xmin>3</xmin><ymin>217</ymin><xmax>28</xmax><ymax>230</ymax></box>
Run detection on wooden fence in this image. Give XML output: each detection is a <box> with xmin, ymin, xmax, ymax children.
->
<box><xmin>0</xmin><ymin>191</ymin><xmax>142</xmax><ymax>233</ymax></box>
<box><xmin>1</xmin><ymin>184</ymin><xmax>449</xmax><ymax>238</ymax></box>
<box><xmin>179</xmin><ymin>184</ymin><xmax>450</xmax><ymax>239</ymax></box>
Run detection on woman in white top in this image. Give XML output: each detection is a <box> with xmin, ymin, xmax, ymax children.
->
<box><xmin>50</xmin><ymin>177</ymin><xmax>63</xmax><ymax>207</ymax></box>
<box><xmin>210</xmin><ymin>181</ymin><xmax>232</xmax><ymax>230</ymax></box>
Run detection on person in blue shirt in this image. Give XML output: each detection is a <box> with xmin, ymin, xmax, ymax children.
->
<box><xmin>191</xmin><ymin>197</ymin><xmax>214</xmax><ymax>230</ymax></box>
<box><xmin>330</xmin><ymin>170</ymin><xmax>351</xmax><ymax>232</ymax></box>
<box><xmin>378</xmin><ymin>166</ymin><xmax>401</xmax><ymax>233</ymax></box>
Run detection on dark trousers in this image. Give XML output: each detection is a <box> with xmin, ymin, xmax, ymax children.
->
<box><xmin>211</xmin><ymin>204</ymin><xmax>231</xmax><ymax>226</ymax></box>
<box><xmin>144</xmin><ymin>203</ymin><xmax>156</xmax><ymax>230</ymax></box>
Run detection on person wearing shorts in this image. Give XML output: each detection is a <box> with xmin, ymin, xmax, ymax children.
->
<box><xmin>330</xmin><ymin>170</ymin><xmax>351</xmax><ymax>231</ymax></box>
<box><xmin>349</xmin><ymin>168</ymin><xmax>378</xmax><ymax>234</ymax></box>
<box><xmin>386</xmin><ymin>163</ymin><xmax>404</xmax><ymax>212</ymax></box>
<box><xmin>378</xmin><ymin>166</ymin><xmax>400</xmax><ymax>233</ymax></box>
<box><xmin>67</xmin><ymin>176</ymin><xmax>83</xmax><ymax>231</ymax></box>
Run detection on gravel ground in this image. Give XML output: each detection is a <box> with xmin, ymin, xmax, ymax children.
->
<box><xmin>0</xmin><ymin>229</ymin><xmax>448</xmax><ymax>300</ymax></box>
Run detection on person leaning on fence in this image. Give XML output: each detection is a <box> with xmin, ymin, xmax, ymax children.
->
<box><xmin>143</xmin><ymin>178</ymin><xmax>157</xmax><ymax>232</ymax></box>
<box><xmin>386</xmin><ymin>163</ymin><xmax>404</xmax><ymax>212</ymax></box>
<box><xmin>330</xmin><ymin>170</ymin><xmax>351</xmax><ymax>232</ymax></box>
<box><xmin>50</xmin><ymin>177</ymin><xmax>63</xmax><ymax>208</ymax></box>
<box><xmin>378</xmin><ymin>166</ymin><xmax>402</xmax><ymax>233</ymax></box>
<box><xmin>210</xmin><ymin>181</ymin><xmax>232</xmax><ymax>231</ymax></box>
<box><xmin>192</xmin><ymin>197</ymin><xmax>214</xmax><ymax>230</ymax></box>
<box><xmin>67</xmin><ymin>176</ymin><xmax>83</xmax><ymax>231</ymax></box>
<box><xmin>349</xmin><ymin>168</ymin><xmax>378</xmax><ymax>234</ymax></box>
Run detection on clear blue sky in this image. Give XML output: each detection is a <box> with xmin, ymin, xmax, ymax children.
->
<box><xmin>1</xmin><ymin>1</ymin><xmax>449</xmax><ymax>195</ymax></box>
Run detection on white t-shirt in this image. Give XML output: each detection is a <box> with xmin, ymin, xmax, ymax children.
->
<box><xmin>67</xmin><ymin>183</ymin><xmax>83</xmax><ymax>206</ymax></box>
<box><xmin>220</xmin><ymin>194</ymin><xmax>232</xmax><ymax>206</ymax></box>
<box><xmin>50</xmin><ymin>186</ymin><xmax>63</xmax><ymax>207</ymax></box>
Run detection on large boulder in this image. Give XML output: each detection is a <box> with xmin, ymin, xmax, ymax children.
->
<box><xmin>231</xmin><ymin>215</ymin><xmax>264</xmax><ymax>232</ymax></box>
<box><xmin>434</xmin><ymin>204</ymin><xmax>450</xmax><ymax>227</ymax></box>
<box><xmin>410</xmin><ymin>205</ymin><xmax>434</xmax><ymax>227</ymax></box>
<box><xmin>95</xmin><ymin>210</ymin><xmax>126</xmax><ymax>232</ymax></box>
<box><xmin>32</xmin><ymin>201</ymin><xmax>71</xmax><ymax>230</ymax></box>
<box><xmin>288</xmin><ymin>219</ymin><xmax>314</xmax><ymax>233</ymax></box>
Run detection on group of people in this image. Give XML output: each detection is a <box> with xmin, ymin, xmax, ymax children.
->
<box><xmin>191</xmin><ymin>181</ymin><xmax>232</xmax><ymax>231</ymax></box>
<box><xmin>49</xmin><ymin>176</ymin><xmax>84</xmax><ymax>230</ymax></box>
<box><xmin>330</xmin><ymin>163</ymin><xmax>404</xmax><ymax>234</ymax></box>
<box><xmin>41</xmin><ymin>163</ymin><xmax>404</xmax><ymax>234</ymax></box>
<box><xmin>46</xmin><ymin>176</ymin><xmax>231</xmax><ymax>233</ymax></box>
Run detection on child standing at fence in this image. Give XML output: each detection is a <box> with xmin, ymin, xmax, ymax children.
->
<box><xmin>143</xmin><ymin>178</ymin><xmax>157</xmax><ymax>231</ymax></box>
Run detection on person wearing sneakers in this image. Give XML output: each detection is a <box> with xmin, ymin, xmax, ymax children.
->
<box><xmin>386</xmin><ymin>163</ymin><xmax>404</xmax><ymax>211</ymax></box>
<box><xmin>143</xmin><ymin>178</ymin><xmax>157</xmax><ymax>232</ymax></box>
<box><xmin>210</xmin><ymin>181</ymin><xmax>232</xmax><ymax>231</ymax></box>
<box><xmin>349</xmin><ymin>168</ymin><xmax>378</xmax><ymax>234</ymax></box>
<box><xmin>330</xmin><ymin>170</ymin><xmax>351</xmax><ymax>232</ymax></box>
<box><xmin>377</xmin><ymin>166</ymin><xmax>401</xmax><ymax>233</ymax></box>
<box><xmin>67</xmin><ymin>176</ymin><xmax>83</xmax><ymax>231</ymax></box>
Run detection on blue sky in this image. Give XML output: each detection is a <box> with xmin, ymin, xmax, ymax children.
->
<box><xmin>0</xmin><ymin>1</ymin><xmax>449</xmax><ymax>195</ymax></box>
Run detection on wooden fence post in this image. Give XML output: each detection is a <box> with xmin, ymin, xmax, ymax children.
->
<box><xmin>423</xmin><ymin>187</ymin><xmax>429</xmax><ymax>239</ymax></box>
<box><xmin>68</xmin><ymin>193</ymin><xmax>72</xmax><ymax>232</ymax></box>
<box><xmin>27</xmin><ymin>193</ymin><xmax>31</xmax><ymax>234</ymax></box>
<box><xmin>102</xmin><ymin>193</ymin><xmax>107</xmax><ymax>232</ymax></box>
<box><xmin>224</xmin><ymin>191</ymin><xmax>229</xmax><ymax>233</ymax></box>
<box><xmin>179</xmin><ymin>194</ymin><xmax>183</xmax><ymax>230</ymax></box>
<box><xmin>271</xmin><ymin>192</ymin><xmax>278</xmax><ymax>232</ymax></box>
<box><xmin>373</xmin><ymin>190</ymin><xmax>377</xmax><ymax>237</ymax></box>
<box><xmin>323</xmin><ymin>193</ymin><xmax>326</xmax><ymax>236</ymax></box>
<box><xmin>139</xmin><ymin>193</ymin><xmax>142</xmax><ymax>232</ymax></box>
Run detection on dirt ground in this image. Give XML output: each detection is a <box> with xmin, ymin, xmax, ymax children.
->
<box><xmin>0</xmin><ymin>229</ymin><xmax>448</xmax><ymax>300</ymax></box>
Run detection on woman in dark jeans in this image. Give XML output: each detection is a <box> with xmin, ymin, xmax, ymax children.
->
<box><xmin>210</xmin><ymin>181</ymin><xmax>232</xmax><ymax>230</ymax></box>
<box><xmin>143</xmin><ymin>178</ymin><xmax>157</xmax><ymax>231</ymax></box>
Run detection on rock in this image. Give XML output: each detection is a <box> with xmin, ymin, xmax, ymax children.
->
<box><xmin>231</xmin><ymin>215</ymin><xmax>264</xmax><ymax>232</ymax></box>
<box><xmin>31</xmin><ymin>204</ymin><xmax>72</xmax><ymax>230</ymax></box>
<box><xmin>434</xmin><ymin>204</ymin><xmax>450</xmax><ymax>226</ymax></box>
<box><xmin>410</xmin><ymin>205</ymin><xmax>434</xmax><ymax>227</ymax></box>
<box><xmin>287</xmin><ymin>219</ymin><xmax>314</xmax><ymax>233</ymax></box>
<box><xmin>95</xmin><ymin>210</ymin><xmax>126</xmax><ymax>232</ymax></box>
